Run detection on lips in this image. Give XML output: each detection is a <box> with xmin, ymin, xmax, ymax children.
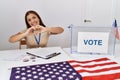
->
<box><xmin>31</xmin><ymin>22</ymin><xmax>38</xmax><ymax>26</ymax></box>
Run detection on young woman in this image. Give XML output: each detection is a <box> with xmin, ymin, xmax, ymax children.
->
<box><xmin>9</xmin><ymin>10</ymin><xmax>64</xmax><ymax>48</ymax></box>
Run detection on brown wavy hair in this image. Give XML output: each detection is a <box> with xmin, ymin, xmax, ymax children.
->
<box><xmin>25</xmin><ymin>10</ymin><xmax>46</xmax><ymax>28</ymax></box>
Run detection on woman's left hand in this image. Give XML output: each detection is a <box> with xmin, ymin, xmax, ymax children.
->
<box><xmin>36</xmin><ymin>25</ymin><xmax>49</xmax><ymax>33</ymax></box>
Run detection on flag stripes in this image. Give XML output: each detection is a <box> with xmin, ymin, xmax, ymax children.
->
<box><xmin>68</xmin><ymin>57</ymin><xmax>120</xmax><ymax>80</ymax></box>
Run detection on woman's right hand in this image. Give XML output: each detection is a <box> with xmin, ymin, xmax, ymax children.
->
<box><xmin>25</xmin><ymin>26</ymin><xmax>41</xmax><ymax>36</ymax></box>
<box><xmin>25</xmin><ymin>27</ymin><xmax>35</xmax><ymax>36</ymax></box>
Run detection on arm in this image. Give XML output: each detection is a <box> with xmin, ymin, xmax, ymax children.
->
<box><xmin>38</xmin><ymin>25</ymin><xmax>64</xmax><ymax>34</ymax></box>
<box><xmin>9</xmin><ymin>27</ymin><xmax>36</xmax><ymax>43</ymax></box>
<box><xmin>9</xmin><ymin>32</ymin><xmax>27</xmax><ymax>43</ymax></box>
<box><xmin>46</xmin><ymin>27</ymin><xmax>64</xmax><ymax>34</ymax></box>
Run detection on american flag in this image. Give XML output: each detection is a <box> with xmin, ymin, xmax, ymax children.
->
<box><xmin>10</xmin><ymin>58</ymin><xmax>120</xmax><ymax>80</ymax></box>
<box><xmin>113</xmin><ymin>19</ymin><xmax>120</xmax><ymax>40</ymax></box>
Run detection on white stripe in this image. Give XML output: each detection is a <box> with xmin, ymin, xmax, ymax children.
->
<box><xmin>69</xmin><ymin>60</ymin><xmax>115</xmax><ymax>66</ymax></box>
<box><xmin>115</xmin><ymin>78</ymin><xmax>120</xmax><ymax>80</ymax></box>
<box><xmin>72</xmin><ymin>64</ymin><xmax>120</xmax><ymax>71</ymax></box>
<box><xmin>80</xmin><ymin>69</ymin><xmax>120</xmax><ymax>77</ymax></box>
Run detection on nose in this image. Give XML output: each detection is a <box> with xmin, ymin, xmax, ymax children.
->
<box><xmin>31</xmin><ymin>19</ymin><xmax>35</xmax><ymax>23</ymax></box>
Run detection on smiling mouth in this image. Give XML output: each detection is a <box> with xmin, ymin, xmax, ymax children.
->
<box><xmin>32</xmin><ymin>22</ymin><xmax>38</xmax><ymax>26</ymax></box>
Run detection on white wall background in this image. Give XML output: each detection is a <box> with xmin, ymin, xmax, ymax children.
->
<box><xmin>0</xmin><ymin>0</ymin><xmax>86</xmax><ymax>50</ymax></box>
<box><xmin>0</xmin><ymin>0</ymin><xmax>120</xmax><ymax>50</ymax></box>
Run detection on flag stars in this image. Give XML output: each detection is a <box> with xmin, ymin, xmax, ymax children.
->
<box><xmin>53</xmin><ymin>69</ymin><xmax>57</xmax><ymax>71</ymax></box>
<box><xmin>28</xmin><ymin>78</ymin><xmax>32</xmax><ymax>80</ymax></box>
<box><xmin>21</xmin><ymin>68</ymin><xmax>25</xmax><ymax>71</ymax></box>
<box><xmin>62</xmin><ymin>67</ymin><xmax>67</xmax><ymax>70</ymax></box>
<box><xmin>32</xmin><ymin>71</ymin><xmax>37</xmax><ymax>74</ymax></box>
<box><xmin>51</xmin><ymin>65</ymin><xmax>55</xmax><ymax>68</ymax></box>
<box><xmin>16</xmin><ymin>70</ymin><xmax>20</xmax><ymax>73</ymax></box>
<box><xmin>41</xmin><ymin>66</ymin><xmax>45</xmax><ymax>69</ymax></box>
<box><xmin>51</xmin><ymin>75</ymin><xmax>56</xmax><ymax>78</ymax></box>
<box><xmin>66</xmin><ymin>65</ymin><xmax>70</xmax><ymax>67</ymax></box>
<box><xmin>54</xmin><ymin>63</ymin><xmax>58</xmax><ymax>65</ymax></box>
<box><xmin>45</xmin><ymin>74</ymin><xmax>49</xmax><ymax>77</ymax></box>
<box><xmin>45</xmin><ymin>64</ymin><xmax>49</xmax><ymax>67</ymax></box>
<box><xmin>21</xmin><ymin>72</ymin><xmax>26</xmax><ymax>75</ymax></box>
<box><xmin>32</xmin><ymin>67</ymin><xmax>36</xmax><ymax>70</ymax></box>
<box><xmin>62</xmin><ymin>74</ymin><xmax>67</xmax><ymax>77</ymax></box>
<box><xmin>10</xmin><ymin>61</ymin><xmax>82</xmax><ymax>80</ymax></box>
<box><xmin>39</xmin><ymin>77</ymin><xmax>44</xmax><ymax>80</ymax></box>
<box><xmin>16</xmin><ymin>67</ymin><xmax>20</xmax><ymax>70</ymax></box>
<box><xmin>46</xmin><ymin>78</ymin><xmax>52</xmax><ymax>80</ymax></box>
<box><xmin>27</xmin><ymin>70</ymin><xmax>31</xmax><ymax>73</ymax></box>
<box><xmin>33</xmin><ymin>75</ymin><xmax>38</xmax><ymax>79</ymax></box>
<box><xmin>21</xmin><ymin>77</ymin><xmax>26</xmax><ymax>80</ymax></box>
<box><xmin>75</xmin><ymin>77</ymin><xmax>80</xmax><ymax>80</ymax></box>
<box><xmin>27</xmin><ymin>74</ymin><xmax>32</xmax><ymax>77</ymax></box>
<box><xmin>68</xmin><ymin>68</ymin><xmax>73</xmax><ymax>71</ymax></box>
<box><xmin>59</xmin><ymin>70</ymin><xmax>63</xmax><ymax>73</ymax></box>
<box><xmin>60</xmin><ymin>64</ymin><xmax>64</xmax><ymax>67</ymax></box>
<box><xmin>58</xmin><ymin>76</ymin><xmax>63</xmax><ymax>80</ymax></box>
<box><xmin>47</xmin><ymin>67</ymin><xmax>51</xmax><ymax>70</ymax></box>
<box><xmin>49</xmin><ymin>71</ymin><xmax>53</xmax><ymax>74</ymax></box>
<box><xmin>37</xmin><ymin>69</ymin><xmax>41</xmax><ymax>71</ymax></box>
<box><xmin>72</xmin><ymin>72</ymin><xmax>77</xmax><ymax>75</ymax></box>
<box><xmin>69</xmin><ymin>75</ymin><xmax>74</xmax><ymax>78</ymax></box>
<box><xmin>55</xmin><ymin>72</ymin><xmax>60</xmax><ymax>75</ymax></box>
<box><xmin>57</xmin><ymin>66</ymin><xmax>60</xmax><ymax>69</ymax></box>
<box><xmin>15</xmin><ymin>75</ymin><xmax>20</xmax><ymax>79</ymax></box>
<box><xmin>63</xmin><ymin>62</ymin><xmax>67</xmax><ymax>64</ymax></box>
<box><xmin>65</xmin><ymin>71</ymin><xmax>70</xmax><ymax>74</ymax></box>
<box><xmin>36</xmin><ymin>65</ymin><xmax>40</xmax><ymax>67</ymax></box>
<box><xmin>38</xmin><ymin>72</ymin><xmax>43</xmax><ymax>75</ymax></box>
<box><xmin>43</xmin><ymin>69</ymin><xmax>47</xmax><ymax>72</ymax></box>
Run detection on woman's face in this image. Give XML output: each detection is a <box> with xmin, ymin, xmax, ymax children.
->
<box><xmin>27</xmin><ymin>13</ymin><xmax>40</xmax><ymax>27</ymax></box>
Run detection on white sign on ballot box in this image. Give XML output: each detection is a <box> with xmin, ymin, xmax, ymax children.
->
<box><xmin>77</xmin><ymin>32</ymin><xmax>109</xmax><ymax>54</ymax></box>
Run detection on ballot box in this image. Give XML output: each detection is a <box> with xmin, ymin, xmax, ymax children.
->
<box><xmin>68</xmin><ymin>24</ymin><xmax>116</xmax><ymax>55</ymax></box>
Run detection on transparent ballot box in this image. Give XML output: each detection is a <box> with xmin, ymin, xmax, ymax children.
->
<box><xmin>68</xmin><ymin>24</ymin><xmax>116</xmax><ymax>55</ymax></box>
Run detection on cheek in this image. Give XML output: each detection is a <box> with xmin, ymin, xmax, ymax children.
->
<box><xmin>36</xmin><ymin>19</ymin><xmax>40</xmax><ymax>24</ymax></box>
<box><xmin>28</xmin><ymin>21</ymin><xmax>32</xmax><ymax>26</ymax></box>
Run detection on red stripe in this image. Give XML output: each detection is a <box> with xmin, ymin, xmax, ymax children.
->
<box><xmin>83</xmin><ymin>72</ymin><xmax>120</xmax><ymax>80</ymax></box>
<box><xmin>68</xmin><ymin>57</ymin><xmax>109</xmax><ymax>64</ymax></box>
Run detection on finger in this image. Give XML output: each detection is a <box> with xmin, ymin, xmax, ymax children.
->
<box><xmin>30</xmin><ymin>27</ymin><xmax>36</xmax><ymax>32</ymax></box>
<box><xmin>38</xmin><ymin>25</ymin><xmax>44</xmax><ymax>28</ymax></box>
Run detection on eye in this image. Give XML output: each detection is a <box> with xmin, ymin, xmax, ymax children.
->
<box><xmin>32</xmin><ymin>16</ymin><xmax>36</xmax><ymax>19</ymax></box>
<box><xmin>27</xmin><ymin>19</ymin><xmax>31</xmax><ymax>22</ymax></box>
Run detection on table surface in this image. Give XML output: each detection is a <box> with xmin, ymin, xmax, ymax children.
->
<box><xmin>0</xmin><ymin>44</ymin><xmax>120</xmax><ymax>80</ymax></box>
